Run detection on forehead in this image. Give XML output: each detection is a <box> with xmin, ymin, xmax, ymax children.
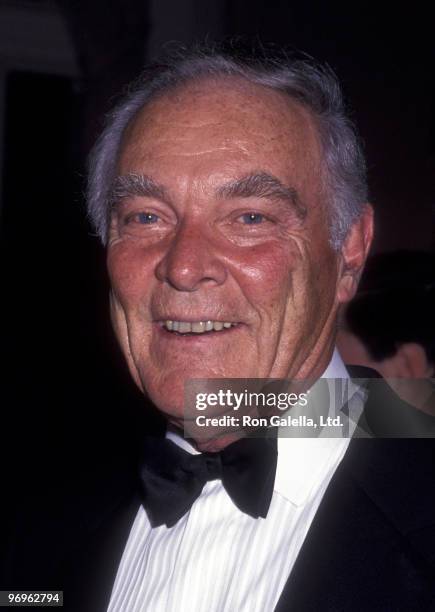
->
<box><xmin>118</xmin><ymin>76</ymin><xmax>322</xmax><ymax>188</ymax></box>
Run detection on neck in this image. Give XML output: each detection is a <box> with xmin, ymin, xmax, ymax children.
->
<box><xmin>168</xmin><ymin>345</ymin><xmax>339</xmax><ymax>452</ymax></box>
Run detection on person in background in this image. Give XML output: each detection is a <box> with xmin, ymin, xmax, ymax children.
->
<box><xmin>338</xmin><ymin>250</ymin><xmax>435</xmax><ymax>414</ymax></box>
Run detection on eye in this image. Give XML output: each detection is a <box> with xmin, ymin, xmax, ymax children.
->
<box><xmin>126</xmin><ymin>212</ymin><xmax>159</xmax><ymax>225</ymax></box>
<box><xmin>240</xmin><ymin>212</ymin><xmax>265</xmax><ymax>225</ymax></box>
<box><xmin>137</xmin><ymin>212</ymin><xmax>159</xmax><ymax>224</ymax></box>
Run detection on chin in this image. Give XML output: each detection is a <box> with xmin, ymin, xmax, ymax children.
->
<box><xmin>139</xmin><ymin>365</ymin><xmax>241</xmax><ymax>427</ymax></box>
<box><xmin>141</xmin><ymin>380</ymin><xmax>182</xmax><ymax>412</ymax></box>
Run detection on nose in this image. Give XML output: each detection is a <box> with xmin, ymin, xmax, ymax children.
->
<box><xmin>155</xmin><ymin>222</ymin><xmax>227</xmax><ymax>291</ymax></box>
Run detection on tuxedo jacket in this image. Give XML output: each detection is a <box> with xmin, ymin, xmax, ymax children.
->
<box><xmin>2</xmin><ymin>373</ymin><xmax>435</xmax><ymax>611</ymax></box>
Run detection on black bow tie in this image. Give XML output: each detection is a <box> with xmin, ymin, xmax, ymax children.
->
<box><xmin>138</xmin><ymin>434</ymin><xmax>278</xmax><ymax>528</ymax></box>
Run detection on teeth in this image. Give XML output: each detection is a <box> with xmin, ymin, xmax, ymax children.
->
<box><xmin>178</xmin><ymin>321</ymin><xmax>191</xmax><ymax>333</ymax></box>
<box><xmin>191</xmin><ymin>321</ymin><xmax>205</xmax><ymax>333</ymax></box>
<box><xmin>162</xmin><ymin>320</ymin><xmax>235</xmax><ymax>334</ymax></box>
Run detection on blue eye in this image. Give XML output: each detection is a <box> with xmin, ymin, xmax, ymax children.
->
<box><xmin>137</xmin><ymin>212</ymin><xmax>159</xmax><ymax>224</ymax></box>
<box><xmin>241</xmin><ymin>213</ymin><xmax>264</xmax><ymax>224</ymax></box>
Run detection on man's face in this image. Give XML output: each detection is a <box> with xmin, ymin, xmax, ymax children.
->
<box><xmin>107</xmin><ymin>77</ymin><xmax>348</xmax><ymax>426</ymax></box>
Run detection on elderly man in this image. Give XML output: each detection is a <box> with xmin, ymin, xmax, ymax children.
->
<box><xmin>3</xmin><ymin>45</ymin><xmax>434</xmax><ymax>611</ymax></box>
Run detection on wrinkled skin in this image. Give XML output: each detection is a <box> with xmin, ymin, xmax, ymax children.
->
<box><xmin>107</xmin><ymin>77</ymin><xmax>373</xmax><ymax>448</ymax></box>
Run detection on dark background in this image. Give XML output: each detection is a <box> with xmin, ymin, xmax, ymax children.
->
<box><xmin>0</xmin><ymin>1</ymin><xmax>434</xmax><ymax>491</ymax></box>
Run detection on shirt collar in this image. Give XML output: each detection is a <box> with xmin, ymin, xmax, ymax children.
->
<box><xmin>321</xmin><ymin>347</ymin><xmax>350</xmax><ymax>379</ymax></box>
<box><xmin>167</xmin><ymin>349</ymin><xmax>352</xmax><ymax>506</ymax></box>
<box><xmin>274</xmin><ymin>349</ymin><xmax>351</xmax><ymax>506</ymax></box>
<box><xmin>166</xmin><ymin>429</ymin><xmax>199</xmax><ymax>454</ymax></box>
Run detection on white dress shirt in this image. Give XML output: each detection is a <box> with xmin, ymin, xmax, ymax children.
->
<box><xmin>108</xmin><ymin>351</ymin><xmax>358</xmax><ymax>612</ymax></box>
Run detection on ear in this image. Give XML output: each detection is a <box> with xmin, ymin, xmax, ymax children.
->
<box><xmin>337</xmin><ymin>204</ymin><xmax>374</xmax><ymax>304</ymax></box>
<box><xmin>394</xmin><ymin>343</ymin><xmax>434</xmax><ymax>378</ymax></box>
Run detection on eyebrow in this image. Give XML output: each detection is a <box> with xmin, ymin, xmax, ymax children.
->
<box><xmin>109</xmin><ymin>173</ymin><xmax>168</xmax><ymax>207</ymax></box>
<box><xmin>109</xmin><ymin>171</ymin><xmax>307</xmax><ymax>220</ymax></box>
<box><xmin>216</xmin><ymin>172</ymin><xmax>307</xmax><ymax>220</ymax></box>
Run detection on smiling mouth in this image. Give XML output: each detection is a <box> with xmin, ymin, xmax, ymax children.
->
<box><xmin>159</xmin><ymin>320</ymin><xmax>238</xmax><ymax>335</ymax></box>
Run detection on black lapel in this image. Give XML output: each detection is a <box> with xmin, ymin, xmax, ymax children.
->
<box><xmin>275</xmin><ymin>375</ymin><xmax>435</xmax><ymax>611</ymax></box>
<box><xmin>1</xmin><ymin>451</ymin><xmax>142</xmax><ymax>612</ymax></box>
<box><xmin>61</xmin><ymin>456</ymin><xmax>142</xmax><ymax>612</ymax></box>
<box><xmin>275</xmin><ymin>440</ymin><xmax>434</xmax><ymax>611</ymax></box>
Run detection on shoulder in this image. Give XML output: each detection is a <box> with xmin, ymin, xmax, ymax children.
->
<box><xmin>0</xmin><ymin>450</ymin><xmax>139</xmax><ymax>590</ymax></box>
<box><xmin>344</xmin><ymin>438</ymin><xmax>435</xmax><ymax>568</ymax></box>
<box><xmin>348</xmin><ymin>365</ymin><xmax>435</xmax><ymax>437</ymax></box>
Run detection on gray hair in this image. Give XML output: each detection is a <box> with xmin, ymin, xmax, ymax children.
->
<box><xmin>87</xmin><ymin>44</ymin><xmax>368</xmax><ymax>249</ymax></box>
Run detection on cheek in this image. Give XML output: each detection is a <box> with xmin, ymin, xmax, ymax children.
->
<box><xmin>276</xmin><ymin>231</ymin><xmax>339</xmax><ymax>331</ymax></box>
<box><xmin>293</xmin><ymin>225</ymin><xmax>338</xmax><ymax>292</ymax></box>
<box><xmin>228</xmin><ymin>241</ymin><xmax>296</xmax><ymax>313</ymax></box>
<box><xmin>107</xmin><ymin>243</ymin><xmax>156</xmax><ymax>306</ymax></box>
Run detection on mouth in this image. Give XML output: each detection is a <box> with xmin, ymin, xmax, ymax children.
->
<box><xmin>158</xmin><ymin>319</ymin><xmax>239</xmax><ymax>336</ymax></box>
